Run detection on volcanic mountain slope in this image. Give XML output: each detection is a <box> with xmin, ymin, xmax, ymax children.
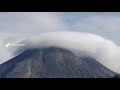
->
<box><xmin>0</xmin><ymin>47</ymin><xmax>116</xmax><ymax>78</ymax></box>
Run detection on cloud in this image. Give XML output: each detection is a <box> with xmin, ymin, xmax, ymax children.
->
<box><xmin>0</xmin><ymin>12</ymin><xmax>68</xmax><ymax>63</ymax></box>
<box><xmin>71</xmin><ymin>15</ymin><xmax>120</xmax><ymax>45</ymax></box>
<box><xmin>0</xmin><ymin>12</ymin><xmax>67</xmax><ymax>36</ymax></box>
<box><xmin>1</xmin><ymin>13</ymin><xmax>120</xmax><ymax>34</ymax></box>
<box><xmin>0</xmin><ymin>32</ymin><xmax>25</xmax><ymax>64</ymax></box>
<box><xmin>20</xmin><ymin>31</ymin><xmax>120</xmax><ymax>73</ymax></box>
<box><xmin>1</xmin><ymin>13</ymin><xmax>120</xmax><ymax>73</ymax></box>
<box><xmin>0</xmin><ymin>33</ymin><xmax>14</xmax><ymax>63</ymax></box>
<box><xmin>75</xmin><ymin>15</ymin><xmax>120</xmax><ymax>31</ymax></box>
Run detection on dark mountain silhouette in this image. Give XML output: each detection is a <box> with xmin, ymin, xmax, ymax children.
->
<box><xmin>0</xmin><ymin>47</ymin><xmax>116</xmax><ymax>78</ymax></box>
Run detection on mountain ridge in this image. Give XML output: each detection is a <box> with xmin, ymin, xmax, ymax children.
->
<box><xmin>0</xmin><ymin>47</ymin><xmax>116</xmax><ymax>78</ymax></box>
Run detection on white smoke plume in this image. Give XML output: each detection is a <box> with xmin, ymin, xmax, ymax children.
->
<box><xmin>0</xmin><ymin>31</ymin><xmax>120</xmax><ymax>73</ymax></box>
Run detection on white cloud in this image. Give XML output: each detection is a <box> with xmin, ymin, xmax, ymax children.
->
<box><xmin>20</xmin><ymin>31</ymin><xmax>120</xmax><ymax>73</ymax></box>
<box><xmin>0</xmin><ymin>33</ymin><xmax>15</xmax><ymax>63</ymax></box>
<box><xmin>0</xmin><ymin>12</ymin><xmax>68</xmax><ymax>63</ymax></box>
<box><xmin>75</xmin><ymin>15</ymin><xmax>120</xmax><ymax>31</ymax></box>
<box><xmin>0</xmin><ymin>12</ymin><xmax>67</xmax><ymax>36</ymax></box>
<box><xmin>1</xmin><ymin>13</ymin><xmax>120</xmax><ymax>73</ymax></box>
<box><xmin>0</xmin><ymin>32</ymin><xmax>25</xmax><ymax>64</ymax></box>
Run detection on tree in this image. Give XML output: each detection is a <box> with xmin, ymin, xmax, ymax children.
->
<box><xmin>112</xmin><ymin>74</ymin><xmax>120</xmax><ymax>78</ymax></box>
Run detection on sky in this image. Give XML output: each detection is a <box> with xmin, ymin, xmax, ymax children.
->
<box><xmin>0</xmin><ymin>12</ymin><xmax>120</xmax><ymax>45</ymax></box>
<box><xmin>0</xmin><ymin>12</ymin><xmax>120</xmax><ymax>66</ymax></box>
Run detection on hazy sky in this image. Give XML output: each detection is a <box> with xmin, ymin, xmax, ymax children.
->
<box><xmin>0</xmin><ymin>12</ymin><xmax>120</xmax><ymax>45</ymax></box>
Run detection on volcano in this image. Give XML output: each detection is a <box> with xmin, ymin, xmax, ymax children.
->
<box><xmin>0</xmin><ymin>47</ymin><xmax>116</xmax><ymax>78</ymax></box>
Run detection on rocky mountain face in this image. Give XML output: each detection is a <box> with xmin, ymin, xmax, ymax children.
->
<box><xmin>0</xmin><ymin>47</ymin><xmax>116</xmax><ymax>78</ymax></box>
